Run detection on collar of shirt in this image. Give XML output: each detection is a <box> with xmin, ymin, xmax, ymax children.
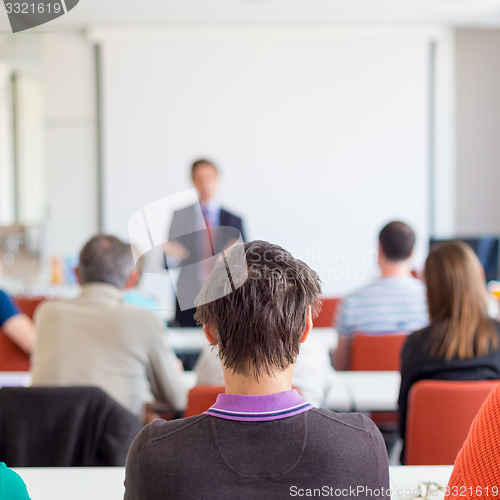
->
<box><xmin>199</xmin><ymin>199</ymin><xmax>221</xmax><ymax>226</ymax></box>
<box><xmin>204</xmin><ymin>389</ymin><xmax>313</xmax><ymax>422</ymax></box>
<box><xmin>79</xmin><ymin>283</ymin><xmax>124</xmax><ymax>302</ymax></box>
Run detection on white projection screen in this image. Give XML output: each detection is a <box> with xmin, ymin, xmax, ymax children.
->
<box><xmin>99</xmin><ymin>30</ymin><xmax>430</xmax><ymax>298</ymax></box>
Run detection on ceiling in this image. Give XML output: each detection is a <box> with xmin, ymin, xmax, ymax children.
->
<box><xmin>2</xmin><ymin>0</ymin><xmax>500</xmax><ymax>32</ymax></box>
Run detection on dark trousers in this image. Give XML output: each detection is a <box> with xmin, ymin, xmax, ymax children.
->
<box><xmin>169</xmin><ymin>304</ymin><xmax>200</xmax><ymax>370</ymax></box>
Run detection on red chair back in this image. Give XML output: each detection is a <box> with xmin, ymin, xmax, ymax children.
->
<box><xmin>314</xmin><ymin>297</ymin><xmax>342</xmax><ymax>328</ymax></box>
<box><xmin>0</xmin><ymin>329</ymin><xmax>30</xmax><ymax>371</ymax></box>
<box><xmin>351</xmin><ymin>332</ymin><xmax>407</xmax><ymax>371</ymax></box>
<box><xmin>13</xmin><ymin>296</ymin><xmax>47</xmax><ymax>320</ymax></box>
<box><xmin>405</xmin><ymin>380</ymin><xmax>500</xmax><ymax>465</ymax></box>
<box><xmin>185</xmin><ymin>385</ymin><xmax>225</xmax><ymax>417</ymax></box>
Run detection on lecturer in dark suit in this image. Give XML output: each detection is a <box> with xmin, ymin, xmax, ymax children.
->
<box><xmin>164</xmin><ymin>159</ymin><xmax>246</xmax><ymax>327</ymax></box>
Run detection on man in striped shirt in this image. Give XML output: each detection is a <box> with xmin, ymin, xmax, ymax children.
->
<box><xmin>335</xmin><ymin>221</ymin><xmax>428</xmax><ymax>368</ymax></box>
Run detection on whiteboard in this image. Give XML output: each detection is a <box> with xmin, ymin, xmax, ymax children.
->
<box><xmin>100</xmin><ymin>30</ymin><xmax>429</xmax><ymax>296</ymax></box>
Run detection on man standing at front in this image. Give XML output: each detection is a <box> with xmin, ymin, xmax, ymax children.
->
<box><xmin>125</xmin><ymin>240</ymin><xmax>390</xmax><ymax>499</ymax></box>
<box><xmin>164</xmin><ymin>159</ymin><xmax>246</xmax><ymax>327</ymax></box>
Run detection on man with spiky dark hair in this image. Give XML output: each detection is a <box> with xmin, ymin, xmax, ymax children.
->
<box><xmin>125</xmin><ymin>240</ymin><xmax>390</xmax><ymax>500</ymax></box>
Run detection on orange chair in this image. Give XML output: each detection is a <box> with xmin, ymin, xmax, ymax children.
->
<box><xmin>13</xmin><ymin>296</ymin><xmax>47</xmax><ymax>320</ymax></box>
<box><xmin>350</xmin><ymin>332</ymin><xmax>408</xmax><ymax>371</ymax></box>
<box><xmin>185</xmin><ymin>385</ymin><xmax>225</xmax><ymax>417</ymax></box>
<box><xmin>313</xmin><ymin>297</ymin><xmax>342</xmax><ymax>328</ymax></box>
<box><xmin>349</xmin><ymin>332</ymin><xmax>408</xmax><ymax>429</ymax></box>
<box><xmin>0</xmin><ymin>329</ymin><xmax>30</xmax><ymax>371</ymax></box>
<box><xmin>405</xmin><ymin>379</ymin><xmax>500</xmax><ymax>465</ymax></box>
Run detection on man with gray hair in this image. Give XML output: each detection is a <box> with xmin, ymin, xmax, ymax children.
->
<box><xmin>31</xmin><ymin>234</ymin><xmax>187</xmax><ymax>419</ymax></box>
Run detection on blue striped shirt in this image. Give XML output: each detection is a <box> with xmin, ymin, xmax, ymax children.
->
<box><xmin>336</xmin><ymin>277</ymin><xmax>428</xmax><ymax>336</ymax></box>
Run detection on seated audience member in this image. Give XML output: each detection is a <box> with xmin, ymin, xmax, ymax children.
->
<box><xmin>0</xmin><ymin>290</ymin><xmax>36</xmax><ymax>354</ymax></box>
<box><xmin>335</xmin><ymin>221</ymin><xmax>428</xmax><ymax>368</ymax></box>
<box><xmin>398</xmin><ymin>241</ymin><xmax>500</xmax><ymax>459</ymax></box>
<box><xmin>124</xmin><ymin>241</ymin><xmax>390</xmax><ymax>500</ymax></box>
<box><xmin>194</xmin><ymin>334</ymin><xmax>337</xmax><ymax>408</ymax></box>
<box><xmin>124</xmin><ymin>246</ymin><xmax>161</xmax><ymax>315</ymax></box>
<box><xmin>31</xmin><ymin>234</ymin><xmax>187</xmax><ymax>419</ymax></box>
<box><xmin>445</xmin><ymin>383</ymin><xmax>500</xmax><ymax>500</ymax></box>
<box><xmin>0</xmin><ymin>462</ymin><xmax>30</xmax><ymax>499</ymax></box>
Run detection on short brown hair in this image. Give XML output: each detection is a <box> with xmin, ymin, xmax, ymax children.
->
<box><xmin>425</xmin><ymin>241</ymin><xmax>498</xmax><ymax>360</ymax></box>
<box><xmin>194</xmin><ymin>241</ymin><xmax>322</xmax><ymax>379</ymax></box>
<box><xmin>379</xmin><ymin>221</ymin><xmax>415</xmax><ymax>261</ymax></box>
<box><xmin>191</xmin><ymin>159</ymin><xmax>218</xmax><ymax>178</ymax></box>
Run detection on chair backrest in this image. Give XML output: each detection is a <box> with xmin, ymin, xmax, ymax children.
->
<box><xmin>0</xmin><ymin>386</ymin><xmax>142</xmax><ymax>466</ymax></box>
<box><xmin>13</xmin><ymin>296</ymin><xmax>47</xmax><ymax>320</ymax></box>
<box><xmin>351</xmin><ymin>332</ymin><xmax>407</xmax><ymax>371</ymax></box>
<box><xmin>0</xmin><ymin>329</ymin><xmax>30</xmax><ymax>371</ymax></box>
<box><xmin>314</xmin><ymin>297</ymin><xmax>342</xmax><ymax>328</ymax></box>
<box><xmin>405</xmin><ymin>379</ymin><xmax>500</xmax><ymax>465</ymax></box>
<box><xmin>185</xmin><ymin>385</ymin><xmax>225</xmax><ymax>417</ymax></box>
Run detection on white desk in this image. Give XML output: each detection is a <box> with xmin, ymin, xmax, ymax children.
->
<box><xmin>0</xmin><ymin>370</ymin><xmax>400</xmax><ymax>415</ymax></box>
<box><xmin>168</xmin><ymin>327</ymin><xmax>338</xmax><ymax>354</ymax></box>
<box><xmin>0</xmin><ymin>371</ymin><xmax>31</xmax><ymax>387</ymax></box>
<box><xmin>13</xmin><ymin>467</ymin><xmax>126</xmax><ymax>500</ymax></box>
<box><xmin>323</xmin><ymin>375</ymin><xmax>352</xmax><ymax>411</ymax></box>
<box><xmin>338</xmin><ymin>371</ymin><xmax>401</xmax><ymax>412</ymax></box>
<box><xmin>390</xmin><ymin>466</ymin><xmax>453</xmax><ymax>500</ymax></box>
<box><xmin>11</xmin><ymin>466</ymin><xmax>453</xmax><ymax>500</ymax></box>
<box><xmin>183</xmin><ymin>370</ymin><xmax>197</xmax><ymax>390</ymax></box>
<box><xmin>167</xmin><ymin>327</ymin><xmax>207</xmax><ymax>353</ymax></box>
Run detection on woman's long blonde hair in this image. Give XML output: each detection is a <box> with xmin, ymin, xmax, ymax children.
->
<box><xmin>425</xmin><ymin>241</ymin><xmax>498</xmax><ymax>360</ymax></box>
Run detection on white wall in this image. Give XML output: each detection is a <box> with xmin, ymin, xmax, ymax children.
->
<box><xmin>41</xmin><ymin>33</ymin><xmax>98</xmax><ymax>263</ymax></box>
<box><xmin>432</xmin><ymin>30</ymin><xmax>456</xmax><ymax>237</ymax></box>
<box><xmin>0</xmin><ymin>63</ymin><xmax>15</xmax><ymax>225</ymax></box>
<box><xmin>14</xmin><ymin>73</ymin><xmax>46</xmax><ymax>226</ymax></box>
<box><xmin>0</xmin><ymin>35</ymin><xmax>42</xmax><ymax>226</ymax></box>
<box><xmin>97</xmin><ymin>28</ymin><xmax>436</xmax><ymax>295</ymax></box>
<box><xmin>456</xmin><ymin>29</ymin><xmax>500</xmax><ymax>236</ymax></box>
<box><xmin>0</xmin><ymin>27</ymin><xmax>459</xmax><ymax>296</ymax></box>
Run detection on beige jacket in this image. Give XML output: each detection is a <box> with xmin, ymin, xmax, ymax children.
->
<box><xmin>31</xmin><ymin>283</ymin><xmax>187</xmax><ymax>416</ymax></box>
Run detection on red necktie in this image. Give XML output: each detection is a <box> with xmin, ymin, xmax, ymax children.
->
<box><xmin>201</xmin><ymin>208</ymin><xmax>215</xmax><ymax>281</ymax></box>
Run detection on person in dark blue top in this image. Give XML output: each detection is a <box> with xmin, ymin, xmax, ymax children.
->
<box><xmin>0</xmin><ymin>291</ymin><xmax>20</xmax><ymax>324</ymax></box>
<box><xmin>0</xmin><ymin>290</ymin><xmax>36</xmax><ymax>354</ymax></box>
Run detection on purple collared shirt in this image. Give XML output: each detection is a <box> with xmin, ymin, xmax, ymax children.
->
<box><xmin>204</xmin><ymin>389</ymin><xmax>313</xmax><ymax>422</ymax></box>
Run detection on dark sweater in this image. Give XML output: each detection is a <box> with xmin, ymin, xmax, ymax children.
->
<box><xmin>124</xmin><ymin>409</ymin><xmax>390</xmax><ymax>500</ymax></box>
<box><xmin>398</xmin><ymin>320</ymin><xmax>500</xmax><ymax>446</ymax></box>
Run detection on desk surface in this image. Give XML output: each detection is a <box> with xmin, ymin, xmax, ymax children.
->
<box><xmin>12</xmin><ymin>466</ymin><xmax>453</xmax><ymax>500</ymax></box>
<box><xmin>0</xmin><ymin>370</ymin><xmax>400</xmax><ymax>414</ymax></box>
<box><xmin>13</xmin><ymin>467</ymin><xmax>125</xmax><ymax>500</ymax></box>
<box><xmin>323</xmin><ymin>374</ymin><xmax>352</xmax><ymax>411</ymax></box>
<box><xmin>0</xmin><ymin>371</ymin><xmax>32</xmax><ymax>387</ymax></box>
<box><xmin>337</xmin><ymin>371</ymin><xmax>401</xmax><ymax>412</ymax></box>
<box><xmin>390</xmin><ymin>466</ymin><xmax>453</xmax><ymax>500</ymax></box>
<box><xmin>167</xmin><ymin>326</ymin><xmax>338</xmax><ymax>353</ymax></box>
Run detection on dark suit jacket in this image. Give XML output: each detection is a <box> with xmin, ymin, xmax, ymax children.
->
<box><xmin>167</xmin><ymin>204</ymin><xmax>245</xmax><ymax>327</ymax></box>
<box><xmin>0</xmin><ymin>386</ymin><xmax>142</xmax><ymax>467</ymax></box>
